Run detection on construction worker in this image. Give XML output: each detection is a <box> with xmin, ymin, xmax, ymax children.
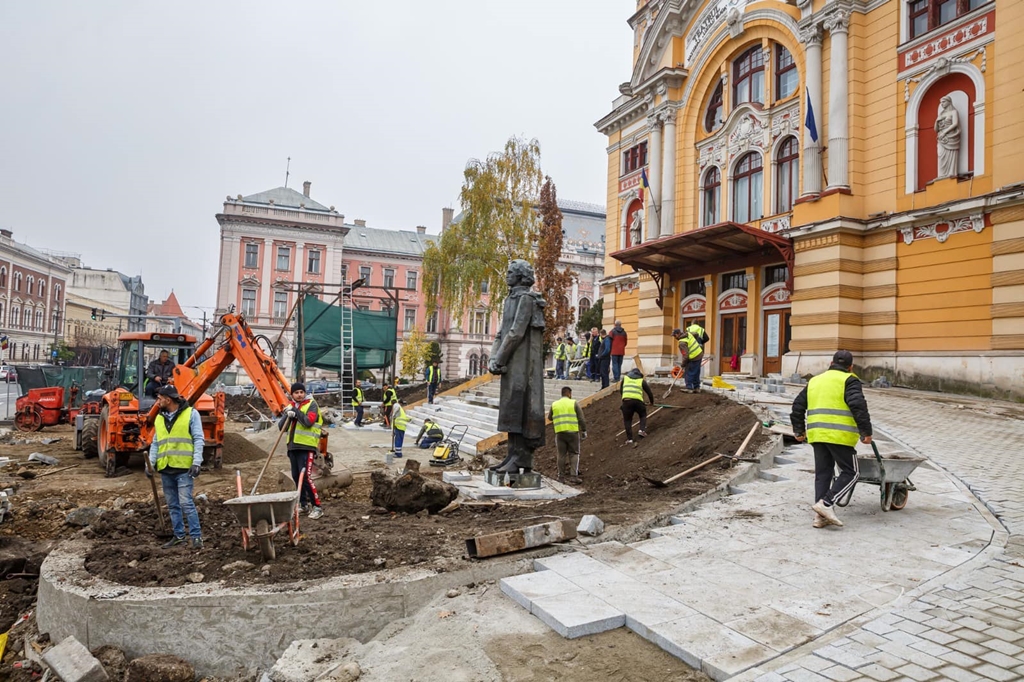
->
<box><xmin>672</xmin><ymin>328</ymin><xmax>704</xmax><ymax>391</ymax></box>
<box><xmin>548</xmin><ymin>386</ymin><xmax>587</xmax><ymax>483</ymax></box>
<box><xmin>279</xmin><ymin>382</ymin><xmax>324</xmax><ymax>519</ymax></box>
<box><xmin>381</xmin><ymin>383</ymin><xmax>398</xmax><ymax>428</ymax></box>
<box><xmin>597</xmin><ymin>329</ymin><xmax>612</xmax><ymax>388</ymax></box>
<box><xmin>588</xmin><ymin>327</ymin><xmax>600</xmax><ymax>382</ymax></box>
<box><xmin>425</xmin><ymin>360</ymin><xmax>441</xmax><ymax>404</ymax></box>
<box><xmin>554</xmin><ymin>336</ymin><xmax>568</xmax><ymax>380</ymax></box>
<box><xmin>790</xmin><ymin>350</ymin><xmax>872</xmax><ymax>529</ymax></box>
<box><xmin>352</xmin><ymin>379</ymin><xmax>365</xmax><ymax>427</ymax></box>
<box><xmin>620</xmin><ymin>368</ymin><xmax>655</xmax><ymax>445</ymax></box>
<box><xmin>580</xmin><ymin>331</ymin><xmax>592</xmax><ymax>379</ymax></box>
<box><xmin>415</xmin><ymin>418</ymin><xmax>445</xmax><ymax>449</ymax></box>
<box><xmin>147</xmin><ymin>385</ymin><xmax>204</xmax><ymax>549</ymax></box>
<box><xmin>145</xmin><ymin>349</ymin><xmax>175</xmax><ymax>397</ymax></box>
<box><xmin>390</xmin><ymin>399</ymin><xmax>411</xmax><ymax>458</ymax></box>
<box><xmin>687</xmin><ymin>320</ymin><xmax>709</xmax><ymax>347</ymax></box>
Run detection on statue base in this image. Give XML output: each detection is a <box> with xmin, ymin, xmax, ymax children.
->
<box><xmin>484</xmin><ymin>469</ymin><xmax>542</xmax><ymax>489</ymax></box>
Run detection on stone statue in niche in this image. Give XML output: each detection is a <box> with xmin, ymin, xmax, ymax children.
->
<box><xmin>630</xmin><ymin>210</ymin><xmax>644</xmax><ymax>247</ymax></box>
<box><xmin>935</xmin><ymin>96</ymin><xmax>961</xmax><ymax>180</ymax></box>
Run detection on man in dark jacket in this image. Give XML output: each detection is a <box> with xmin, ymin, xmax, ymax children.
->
<box><xmin>597</xmin><ymin>329</ymin><xmax>612</xmax><ymax>389</ymax></box>
<box><xmin>588</xmin><ymin>327</ymin><xmax>601</xmax><ymax>383</ymax></box>
<box><xmin>619</xmin><ymin>368</ymin><xmax>655</xmax><ymax>445</ymax></box>
<box><xmin>609</xmin><ymin>321</ymin><xmax>628</xmax><ymax>382</ymax></box>
<box><xmin>146</xmin><ymin>350</ymin><xmax>175</xmax><ymax>397</ymax></box>
<box><xmin>790</xmin><ymin>351</ymin><xmax>872</xmax><ymax>529</ymax></box>
<box><xmin>279</xmin><ymin>382</ymin><xmax>324</xmax><ymax>519</ymax></box>
<box><xmin>425</xmin><ymin>361</ymin><xmax>441</xmax><ymax>404</ymax></box>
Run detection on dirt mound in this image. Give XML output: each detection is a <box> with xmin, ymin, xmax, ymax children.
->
<box><xmin>221</xmin><ymin>432</ymin><xmax>272</xmax><ymax>465</ymax></box>
<box><xmin>80</xmin><ymin>391</ymin><xmax>767</xmax><ymax>587</ymax></box>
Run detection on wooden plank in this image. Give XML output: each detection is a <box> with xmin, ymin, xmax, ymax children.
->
<box><xmin>464</xmin><ymin>519</ymin><xmax>577</xmax><ymax>558</ymax></box>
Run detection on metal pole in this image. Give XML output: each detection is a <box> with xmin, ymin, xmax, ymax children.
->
<box><xmin>298</xmin><ymin>292</ymin><xmax>306</xmax><ymax>380</ymax></box>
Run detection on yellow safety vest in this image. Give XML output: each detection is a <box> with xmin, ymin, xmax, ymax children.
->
<box><xmin>679</xmin><ymin>333</ymin><xmax>702</xmax><ymax>360</ymax></box>
<box><xmin>382</xmin><ymin>389</ymin><xmax>397</xmax><ymax>407</ymax></box>
<box><xmin>352</xmin><ymin>387</ymin><xmax>363</xmax><ymax>407</ymax></box>
<box><xmin>427</xmin><ymin>366</ymin><xmax>439</xmax><ymax>383</ymax></box>
<box><xmin>806</xmin><ymin>369</ymin><xmax>860</xmax><ymax>447</ymax></box>
<box><xmin>423</xmin><ymin>421</ymin><xmax>444</xmax><ymax>439</ymax></box>
<box><xmin>550</xmin><ymin>397</ymin><xmax>579</xmax><ymax>433</ymax></box>
<box><xmin>567</xmin><ymin>343</ymin><xmax>577</xmax><ymax>359</ymax></box>
<box><xmin>290</xmin><ymin>400</ymin><xmax>322</xmax><ymax>448</ymax></box>
<box><xmin>154</xmin><ymin>406</ymin><xmax>195</xmax><ymax>472</ymax></box>
<box><xmin>622</xmin><ymin>376</ymin><xmax>644</xmax><ymax>402</ymax></box>
<box><xmin>393</xmin><ymin>404</ymin><xmax>410</xmax><ymax>432</ymax></box>
<box><xmin>555</xmin><ymin>343</ymin><xmax>567</xmax><ymax>360</ymax></box>
<box><xmin>581</xmin><ymin>342</ymin><xmax>590</xmax><ymax>358</ymax></box>
<box><xmin>687</xmin><ymin>323</ymin><xmax>706</xmax><ymax>342</ymax></box>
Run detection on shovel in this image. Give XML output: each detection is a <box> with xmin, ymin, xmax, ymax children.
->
<box><xmin>645</xmin><ymin>421</ymin><xmax>759</xmax><ymax>488</ymax></box>
<box><xmin>662</xmin><ymin>367</ymin><xmax>684</xmax><ymax>399</ymax></box>
<box><xmin>251</xmin><ymin>415</ymin><xmax>291</xmax><ymax>495</ymax></box>
<box><xmin>144</xmin><ymin>458</ymin><xmax>171</xmax><ymax>537</ymax></box>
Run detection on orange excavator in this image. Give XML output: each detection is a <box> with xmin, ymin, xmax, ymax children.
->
<box><xmin>78</xmin><ymin>312</ymin><xmax>327</xmax><ymax>477</ymax></box>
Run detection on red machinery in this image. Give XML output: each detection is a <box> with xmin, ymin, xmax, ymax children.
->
<box><xmin>14</xmin><ymin>386</ymin><xmax>102</xmax><ymax>432</ymax></box>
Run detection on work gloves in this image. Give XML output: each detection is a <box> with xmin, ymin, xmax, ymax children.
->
<box><xmin>145</xmin><ymin>466</ymin><xmax>153</xmax><ymax>478</ymax></box>
<box><xmin>189</xmin><ymin>465</ymin><xmax>201</xmax><ymax>479</ymax></box>
<box><xmin>285</xmin><ymin>407</ymin><xmax>298</xmax><ymax>419</ymax></box>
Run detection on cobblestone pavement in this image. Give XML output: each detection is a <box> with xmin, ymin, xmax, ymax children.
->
<box><xmin>738</xmin><ymin>388</ymin><xmax>1024</xmax><ymax>681</ymax></box>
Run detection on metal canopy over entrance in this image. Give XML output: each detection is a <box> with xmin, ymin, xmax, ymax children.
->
<box><xmin>609</xmin><ymin>222</ymin><xmax>794</xmax><ymax>308</ymax></box>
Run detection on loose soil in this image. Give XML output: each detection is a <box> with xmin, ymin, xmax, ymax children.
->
<box><xmin>81</xmin><ymin>390</ymin><xmax>765</xmax><ymax>588</ymax></box>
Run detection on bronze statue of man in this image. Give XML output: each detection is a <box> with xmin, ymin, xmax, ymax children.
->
<box><xmin>488</xmin><ymin>259</ymin><xmax>547</xmax><ymax>473</ymax></box>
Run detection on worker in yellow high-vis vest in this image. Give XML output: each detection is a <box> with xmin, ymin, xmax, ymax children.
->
<box><xmin>547</xmin><ymin>386</ymin><xmax>588</xmax><ymax>483</ymax></box>
<box><xmin>620</xmin><ymin>368</ymin><xmax>655</xmax><ymax>445</ymax></box>
<box><xmin>790</xmin><ymin>350</ymin><xmax>873</xmax><ymax>529</ymax></box>
<box><xmin>554</xmin><ymin>337</ymin><xmax>568</xmax><ymax>380</ymax></box>
<box><xmin>280</xmin><ymin>382</ymin><xmax>324</xmax><ymax>519</ymax></box>
<box><xmin>147</xmin><ymin>385</ymin><xmax>204</xmax><ymax>549</ymax></box>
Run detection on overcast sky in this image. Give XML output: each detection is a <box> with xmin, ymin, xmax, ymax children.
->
<box><xmin>0</xmin><ymin>1</ymin><xmax>634</xmax><ymax>315</ymax></box>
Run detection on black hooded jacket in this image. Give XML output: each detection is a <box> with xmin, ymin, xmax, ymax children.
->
<box><xmin>790</xmin><ymin>364</ymin><xmax>872</xmax><ymax>439</ymax></box>
<box><xmin>619</xmin><ymin>368</ymin><xmax>655</xmax><ymax>404</ymax></box>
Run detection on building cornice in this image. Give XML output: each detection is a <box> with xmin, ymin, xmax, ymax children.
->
<box><xmin>216</xmin><ymin>214</ymin><xmax>350</xmax><ymax>237</ymax></box>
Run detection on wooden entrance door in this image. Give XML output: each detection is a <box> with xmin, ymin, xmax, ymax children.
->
<box><xmin>719</xmin><ymin>313</ymin><xmax>746</xmax><ymax>371</ymax></box>
<box><xmin>762</xmin><ymin>309</ymin><xmax>791</xmax><ymax>375</ymax></box>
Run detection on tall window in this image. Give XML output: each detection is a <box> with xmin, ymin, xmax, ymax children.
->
<box><xmin>241</xmin><ymin>289</ymin><xmax>257</xmax><ymax>317</ymax></box>
<box><xmin>404</xmin><ymin>308</ymin><xmax>416</xmax><ymax>331</ymax></box>
<box><xmin>54</xmin><ymin>283</ymin><xmax>61</xmax><ymax>301</ymax></box>
<box><xmin>775</xmin><ymin>45</ymin><xmax>798</xmax><ymax>100</ymax></box>
<box><xmin>383</xmin><ymin>268</ymin><xmax>395</xmax><ymax>288</ymax></box>
<box><xmin>704</xmin><ymin>81</ymin><xmax>724</xmax><ymax>133</ymax></box>
<box><xmin>273</xmin><ymin>292</ymin><xmax>288</xmax><ymax>320</ymax></box>
<box><xmin>51</xmin><ymin>311</ymin><xmax>59</xmax><ymax>332</ymax></box>
<box><xmin>307</xmin><ymin>250</ymin><xmax>321</xmax><ymax>274</ymax></box>
<box><xmin>469</xmin><ymin>354</ymin><xmax>479</xmax><ymax>376</ymax></box>
<box><xmin>472</xmin><ymin>310</ymin><xmax>490</xmax><ymax>336</ymax></box>
<box><xmin>765</xmin><ymin>264</ymin><xmax>789</xmax><ymax>286</ymax></box>
<box><xmin>10</xmin><ymin>307</ymin><xmax>19</xmax><ymax>328</ymax></box>
<box><xmin>14</xmin><ymin>273</ymin><xmax>21</xmax><ymax>292</ymax></box>
<box><xmin>480</xmin><ymin>279</ymin><xmax>489</xmax><ymax>294</ymax></box>
<box><xmin>27</xmin><ymin>276</ymin><xmax>34</xmax><ymax>294</ymax></box>
<box><xmin>359</xmin><ymin>265</ymin><xmax>371</xmax><ymax>284</ymax></box>
<box><xmin>406</xmin><ymin>271</ymin><xmax>418</xmax><ymax>291</ymax></box>
<box><xmin>0</xmin><ymin>267</ymin><xmax>6</xmax><ymax>288</ymax></box>
<box><xmin>684</xmin><ymin>279</ymin><xmax>707</xmax><ymax>297</ymax></box>
<box><xmin>702</xmin><ymin>167</ymin><xmax>721</xmax><ymax>227</ymax></box>
<box><xmin>776</xmin><ymin>137</ymin><xmax>800</xmax><ymax>213</ymax></box>
<box><xmin>909</xmin><ymin>0</ymin><xmax>989</xmax><ymax>40</ymax></box>
<box><xmin>341</xmin><ymin>263</ymin><xmax>349</xmax><ymax>282</ymax></box>
<box><xmin>622</xmin><ymin>142</ymin><xmax>649</xmax><ymax>174</ymax></box>
<box><xmin>733</xmin><ymin>152</ymin><xmax>764</xmax><ymax>223</ymax></box>
<box><xmin>722</xmin><ymin>271</ymin><xmax>747</xmax><ymax>291</ymax></box>
<box><xmin>35</xmin><ymin>310</ymin><xmax>43</xmax><ymax>331</ymax></box>
<box><xmin>426</xmin><ymin>311</ymin><xmax>438</xmax><ymax>333</ymax></box>
<box><xmin>244</xmin><ymin>243</ymin><xmax>260</xmax><ymax>268</ymax></box>
<box><xmin>38</xmin><ymin>280</ymin><xmax>45</xmax><ymax>298</ymax></box>
<box><xmin>578</xmin><ymin>298</ymin><xmax>591</xmax><ymax>316</ymax></box>
<box><xmin>276</xmin><ymin>246</ymin><xmax>291</xmax><ymax>271</ymax></box>
<box><xmin>733</xmin><ymin>46</ymin><xmax>765</xmax><ymax>106</ymax></box>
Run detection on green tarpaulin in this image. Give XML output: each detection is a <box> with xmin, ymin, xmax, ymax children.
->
<box><xmin>18</xmin><ymin>365</ymin><xmax>107</xmax><ymax>405</ymax></box>
<box><xmin>297</xmin><ymin>296</ymin><xmax>397</xmax><ymax>373</ymax></box>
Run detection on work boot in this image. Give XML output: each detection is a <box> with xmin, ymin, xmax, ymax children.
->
<box><xmin>162</xmin><ymin>536</ymin><xmax>186</xmax><ymax>549</ymax></box>
<box><xmin>625</xmin><ymin>439</ymin><xmax>635</xmax><ymax>446</ymax></box>
<box><xmin>308</xmin><ymin>506</ymin><xmax>324</xmax><ymax>520</ymax></box>
<box><xmin>191</xmin><ymin>537</ymin><xmax>204</xmax><ymax>549</ymax></box>
<box><xmin>812</xmin><ymin>515</ymin><xmax>827</xmax><ymax>529</ymax></box>
<box><xmin>812</xmin><ymin>500</ymin><xmax>843</xmax><ymax>527</ymax></box>
<box><xmin>638</xmin><ymin>430</ymin><xmax>648</xmax><ymax>438</ymax></box>
<box><xmin>300</xmin><ymin>504</ymin><xmax>311</xmax><ymax>515</ymax></box>
<box><xmin>489</xmin><ymin>453</ymin><xmax>516</xmax><ymax>471</ymax></box>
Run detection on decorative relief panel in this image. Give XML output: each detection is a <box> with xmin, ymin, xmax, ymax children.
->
<box><xmin>681</xmin><ymin>295</ymin><xmax>707</xmax><ymax>314</ymax></box>
<box><xmin>762</xmin><ymin>286</ymin><xmax>791</xmax><ymax>305</ymax></box>
<box><xmin>900</xmin><ymin>11</ymin><xmax>994</xmax><ymax>73</ymax></box>
<box><xmin>899</xmin><ymin>214</ymin><xmax>985</xmax><ymax>245</ymax></box>
<box><xmin>761</xmin><ymin>216</ymin><xmax>791</xmax><ymax>234</ymax></box>
<box><xmin>719</xmin><ymin>290</ymin><xmax>748</xmax><ymax>311</ymax></box>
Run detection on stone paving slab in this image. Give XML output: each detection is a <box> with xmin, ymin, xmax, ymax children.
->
<box><xmin>529</xmin><ymin>589</ymin><xmax>625</xmax><ymax>639</ymax></box>
<box><xmin>499</xmin><ymin>571</ymin><xmax>578</xmax><ymax>611</ymax></box>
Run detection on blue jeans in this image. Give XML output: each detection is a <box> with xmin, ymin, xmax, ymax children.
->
<box><xmin>160</xmin><ymin>470</ymin><xmax>201</xmax><ymax>539</ymax></box>
<box><xmin>555</xmin><ymin>359</ymin><xmax>566</xmax><ymax>380</ymax></box>
<box><xmin>354</xmin><ymin>405</ymin><xmax>364</xmax><ymax>426</ymax></box>
<box><xmin>611</xmin><ymin>355</ymin><xmax>624</xmax><ymax>382</ymax></box>
<box><xmin>685</xmin><ymin>361</ymin><xmax>702</xmax><ymax>389</ymax></box>
<box><xmin>428</xmin><ymin>383</ymin><xmax>438</xmax><ymax>404</ymax></box>
<box><xmin>393</xmin><ymin>428</ymin><xmax>405</xmax><ymax>457</ymax></box>
<box><xmin>419</xmin><ymin>437</ymin><xmax>441</xmax><ymax>449</ymax></box>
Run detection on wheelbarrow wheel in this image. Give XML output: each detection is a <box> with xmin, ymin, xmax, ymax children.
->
<box><xmin>890</xmin><ymin>484</ymin><xmax>909</xmax><ymax>511</ymax></box>
<box><xmin>256</xmin><ymin>519</ymin><xmax>276</xmax><ymax>561</ymax></box>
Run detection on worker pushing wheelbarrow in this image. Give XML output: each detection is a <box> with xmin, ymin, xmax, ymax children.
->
<box><xmin>833</xmin><ymin>441</ymin><xmax>924</xmax><ymax>512</ymax></box>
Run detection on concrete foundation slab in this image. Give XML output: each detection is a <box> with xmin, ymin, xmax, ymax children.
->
<box><xmin>452</xmin><ymin>473</ymin><xmax>581</xmax><ymax>501</ymax></box>
<box><xmin>529</xmin><ymin>590</ymin><xmax>625</xmax><ymax>639</ymax></box>
<box><xmin>499</xmin><ymin>571</ymin><xmax>579</xmax><ymax>610</ymax></box>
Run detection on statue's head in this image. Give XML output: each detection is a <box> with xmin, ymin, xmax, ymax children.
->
<box><xmin>940</xmin><ymin>96</ymin><xmax>952</xmax><ymax>109</ymax></box>
<box><xmin>507</xmin><ymin>259</ymin><xmax>535</xmax><ymax>288</ymax></box>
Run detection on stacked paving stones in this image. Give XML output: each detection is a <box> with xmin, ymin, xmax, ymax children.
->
<box><xmin>501</xmin><ymin>430</ymin><xmax>997</xmax><ymax>680</ymax></box>
<box><xmin>404</xmin><ymin>378</ymin><xmax>600</xmax><ymax>456</ymax></box>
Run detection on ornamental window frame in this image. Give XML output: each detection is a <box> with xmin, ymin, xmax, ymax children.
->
<box><xmin>906</xmin><ymin>0</ymin><xmax>991</xmax><ymax>41</ymax></box>
<box><xmin>775</xmin><ymin>44</ymin><xmax>798</xmax><ymax>101</ymax></box>
<box><xmin>774</xmin><ymin>136</ymin><xmax>800</xmax><ymax>214</ymax></box>
<box><xmin>701</xmin><ymin>167</ymin><xmax>721</xmax><ymax>227</ymax></box>
<box><xmin>731</xmin><ymin>152</ymin><xmax>764</xmax><ymax>224</ymax></box>
<box><xmin>733</xmin><ymin>46</ymin><xmax>765</xmax><ymax>107</ymax></box>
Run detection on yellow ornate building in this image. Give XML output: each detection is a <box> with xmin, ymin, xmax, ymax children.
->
<box><xmin>597</xmin><ymin>0</ymin><xmax>1024</xmax><ymax>397</ymax></box>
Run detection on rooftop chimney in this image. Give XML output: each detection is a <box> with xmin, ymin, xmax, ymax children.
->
<box><xmin>354</xmin><ymin>219</ymin><xmax>366</xmax><ymax>227</ymax></box>
<box><xmin>0</xmin><ymin>229</ymin><xmax>11</xmax><ymax>239</ymax></box>
<box><xmin>416</xmin><ymin>225</ymin><xmax>426</xmax><ymax>235</ymax></box>
<box><xmin>442</xmin><ymin>207</ymin><xmax>454</xmax><ymax>231</ymax></box>
<box><xmin>303</xmin><ymin>181</ymin><xmax>311</xmax><ymax>197</ymax></box>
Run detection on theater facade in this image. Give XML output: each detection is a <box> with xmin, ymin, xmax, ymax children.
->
<box><xmin>597</xmin><ymin>0</ymin><xmax>1024</xmax><ymax>397</ymax></box>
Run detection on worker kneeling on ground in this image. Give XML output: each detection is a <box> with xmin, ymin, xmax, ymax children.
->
<box><xmin>416</xmin><ymin>418</ymin><xmax>444</xmax><ymax>449</ymax></box>
<box><xmin>390</xmin><ymin>399</ymin><xmax>410</xmax><ymax>458</ymax></box>
<box><xmin>790</xmin><ymin>350</ymin><xmax>873</xmax><ymax>529</ymax></box>
<box><xmin>148</xmin><ymin>385</ymin><xmax>204</xmax><ymax>549</ymax></box>
<box><xmin>548</xmin><ymin>386</ymin><xmax>587</xmax><ymax>484</ymax></box>
<box><xmin>279</xmin><ymin>382</ymin><xmax>324</xmax><ymax>519</ymax></box>
<box><xmin>620</xmin><ymin>368</ymin><xmax>655</xmax><ymax>445</ymax></box>
<box><xmin>671</xmin><ymin>328</ymin><xmax>704</xmax><ymax>391</ymax></box>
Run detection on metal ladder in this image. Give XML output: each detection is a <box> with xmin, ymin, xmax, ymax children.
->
<box><xmin>340</xmin><ymin>279</ymin><xmax>356</xmax><ymax>418</ymax></box>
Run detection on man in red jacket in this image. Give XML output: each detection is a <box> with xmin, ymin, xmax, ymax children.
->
<box><xmin>609</xmin><ymin>320</ymin><xmax>628</xmax><ymax>382</ymax></box>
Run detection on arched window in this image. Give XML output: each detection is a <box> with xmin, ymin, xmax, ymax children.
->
<box><xmin>38</xmin><ymin>280</ymin><xmax>45</xmax><ymax>298</ymax></box>
<box><xmin>469</xmin><ymin>353</ymin><xmax>479</xmax><ymax>376</ymax></box>
<box><xmin>776</xmin><ymin>137</ymin><xmax>800</xmax><ymax>213</ymax></box>
<box><xmin>0</xmin><ymin>268</ymin><xmax>6</xmax><ymax>288</ymax></box>
<box><xmin>14</xmin><ymin>273</ymin><xmax>21</xmax><ymax>292</ymax></box>
<box><xmin>26</xmin><ymin>276</ymin><xmax>34</xmax><ymax>294</ymax></box>
<box><xmin>54</xmin><ymin>284</ymin><xmax>61</xmax><ymax>301</ymax></box>
<box><xmin>51</xmin><ymin>311</ymin><xmax>59</xmax><ymax>333</ymax></box>
<box><xmin>776</xmin><ymin>44</ymin><xmax>798</xmax><ymax>101</ymax></box>
<box><xmin>10</xmin><ymin>307</ymin><xmax>19</xmax><ymax>328</ymax></box>
<box><xmin>733</xmin><ymin>153</ymin><xmax>764</xmax><ymax>223</ymax></box>
<box><xmin>704</xmin><ymin>80</ymin><xmax>724</xmax><ymax>133</ymax></box>
<box><xmin>480</xmin><ymin>355</ymin><xmax>489</xmax><ymax>375</ymax></box>
<box><xmin>35</xmin><ymin>310</ymin><xmax>43</xmax><ymax>331</ymax></box>
<box><xmin>578</xmin><ymin>298</ymin><xmax>591</xmax><ymax>316</ymax></box>
<box><xmin>702</xmin><ymin>167</ymin><xmax>721</xmax><ymax>227</ymax></box>
<box><xmin>733</xmin><ymin>46</ymin><xmax>765</xmax><ymax>106</ymax></box>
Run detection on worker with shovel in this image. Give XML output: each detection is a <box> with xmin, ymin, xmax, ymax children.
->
<box><xmin>147</xmin><ymin>385</ymin><xmax>204</xmax><ymax>549</ymax></box>
<box><xmin>279</xmin><ymin>382</ymin><xmax>324</xmax><ymax>519</ymax></box>
<box><xmin>381</xmin><ymin>383</ymin><xmax>398</xmax><ymax>428</ymax></box>
<box><xmin>672</xmin><ymin>328</ymin><xmax>704</xmax><ymax>392</ymax></box>
<box><xmin>620</xmin><ymin>368</ymin><xmax>655</xmax><ymax>445</ymax></box>
<box><xmin>548</xmin><ymin>386</ymin><xmax>587</xmax><ymax>484</ymax></box>
<box><xmin>790</xmin><ymin>350</ymin><xmax>873</xmax><ymax>529</ymax></box>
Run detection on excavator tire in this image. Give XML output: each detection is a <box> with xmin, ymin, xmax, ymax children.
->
<box><xmin>81</xmin><ymin>418</ymin><xmax>99</xmax><ymax>459</ymax></box>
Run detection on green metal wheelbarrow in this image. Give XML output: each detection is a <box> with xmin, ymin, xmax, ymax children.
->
<box><xmin>834</xmin><ymin>442</ymin><xmax>925</xmax><ymax>512</ymax></box>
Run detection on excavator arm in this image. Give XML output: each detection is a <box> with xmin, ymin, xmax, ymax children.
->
<box><xmin>148</xmin><ymin>313</ymin><xmax>293</xmax><ymax>423</ymax></box>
